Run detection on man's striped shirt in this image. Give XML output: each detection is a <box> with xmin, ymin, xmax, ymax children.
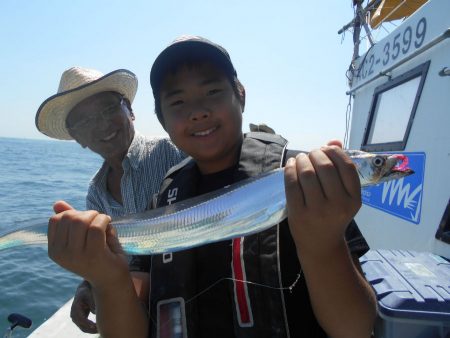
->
<box><xmin>86</xmin><ymin>132</ymin><xmax>185</xmax><ymax>216</ymax></box>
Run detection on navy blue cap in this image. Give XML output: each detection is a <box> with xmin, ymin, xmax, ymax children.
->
<box><xmin>150</xmin><ymin>35</ymin><xmax>237</xmax><ymax>95</ymax></box>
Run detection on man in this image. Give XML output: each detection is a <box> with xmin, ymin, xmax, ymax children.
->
<box><xmin>35</xmin><ymin>66</ymin><xmax>184</xmax><ymax>333</ymax></box>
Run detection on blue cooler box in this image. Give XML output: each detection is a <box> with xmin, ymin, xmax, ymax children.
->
<box><xmin>360</xmin><ymin>250</ymin><xmax>450</xmax><ymax>338</ymax></box>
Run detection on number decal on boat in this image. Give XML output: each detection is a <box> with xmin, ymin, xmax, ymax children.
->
<box><xmin>356</xmin><ymin>17</ymin><xmax>427</xmax><ymax>83</ymax></box>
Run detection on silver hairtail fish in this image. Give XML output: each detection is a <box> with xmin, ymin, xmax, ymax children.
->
<box><xmin>0</xmin><ymin>150</ymin><xmax>413</xmax><ymax>255</ymax></box>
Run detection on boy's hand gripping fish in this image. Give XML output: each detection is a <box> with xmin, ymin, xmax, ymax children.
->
<box><xmin>0</xmin><ymin>151</ymin><xmax>413</xmax><ymax>255</ymax></box>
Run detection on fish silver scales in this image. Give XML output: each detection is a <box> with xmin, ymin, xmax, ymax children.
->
<box><xmin>0</xmin><ymin>150</ymin><xmax>414</xmax><ymax>255</ymax></box>
<box><xmin>115</xmin><ymin>168</ymin><xmax>287</xmax><ymax>254</ymax></box>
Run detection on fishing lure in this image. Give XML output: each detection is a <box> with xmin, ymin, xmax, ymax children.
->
<box><xmin>0</xmin><ymin>151</ymin><xmax>413</xmax><ymax>255</ymax></box>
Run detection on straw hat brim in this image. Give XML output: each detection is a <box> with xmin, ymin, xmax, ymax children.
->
<box><xmin>36</xmin><ymin>69</ymin><xmax>138</xmax><ymax>140</ymax></box>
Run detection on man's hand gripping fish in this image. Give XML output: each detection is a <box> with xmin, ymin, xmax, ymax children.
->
<box><xmin>0</xmin><ymin>150</ymin><xmax>413</xmax><ymax>255</ymax></box>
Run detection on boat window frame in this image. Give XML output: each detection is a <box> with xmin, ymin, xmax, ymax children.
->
<box><xmin>361</xmin><ymin>60</ymin><xmax>430</xmax><ymax>151</ymax></box>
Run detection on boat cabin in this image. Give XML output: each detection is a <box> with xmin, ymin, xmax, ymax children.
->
<box><xmin>346</xmin><ymin>0</ymin><xmax>450</xmax><ymax>259</ymax></box>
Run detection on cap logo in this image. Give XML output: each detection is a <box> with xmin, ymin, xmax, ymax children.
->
<box><xmin>172</xmin><ymin>35</ymin><xmax>203</xmax><ymax>43</ymax></box>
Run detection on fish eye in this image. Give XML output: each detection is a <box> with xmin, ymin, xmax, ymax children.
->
<box><xmin>372</xmin><ymin>156</ymin><xmax>385</xmax><ymax>167</ymax></box>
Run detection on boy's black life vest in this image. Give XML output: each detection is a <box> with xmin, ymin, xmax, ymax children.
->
<box><xmin>149</xmin><ymin>132</ymin><xmax>299</xmax><ymax>338</ymax></box>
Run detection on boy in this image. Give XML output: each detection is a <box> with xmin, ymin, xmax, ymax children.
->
<box><xmin>48</xmin><ymin>36</ymin><xmax>377</xmax><ymax>338</ymax></box>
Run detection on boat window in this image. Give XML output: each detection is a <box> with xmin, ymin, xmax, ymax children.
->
<box><xmin>361</xmin><ymin>61</ymin><xmax>430</xmax><ymax>151</ymax></box>
<box><xmin>435</xmin><ymin>199</ymin><xmax>450</xmax><ymax>245</ymax></box>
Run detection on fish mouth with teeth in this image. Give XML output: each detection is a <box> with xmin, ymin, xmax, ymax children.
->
<box><xmin>381</xmin><ymin>154</ymin><xmax>414</xmax><ymax>181</ymax></box>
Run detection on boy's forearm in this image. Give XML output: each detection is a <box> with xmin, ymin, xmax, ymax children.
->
<box><xmin>297</xmin><ymin>239</ymin><xmax>377</xmax><ymax>338</ymax></box>
<box><xmin>92</xmin><ymin>274</ymin><xmax>149</xmax><ymax>338</ymax></box>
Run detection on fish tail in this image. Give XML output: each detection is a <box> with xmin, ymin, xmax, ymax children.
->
<box><xmin>0</xmin><ymin>219</ymin><xmax>49</xmax><ymax>252</ymax></box>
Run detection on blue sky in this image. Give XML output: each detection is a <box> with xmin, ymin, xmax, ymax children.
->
<box><xmin>0</xmin><ymin>1</ymin><xmax>362</xmax><ymax>150</ymax></box>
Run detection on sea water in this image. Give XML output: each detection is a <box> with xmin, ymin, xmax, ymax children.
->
<box><xmin>0</xmin><ymin>137</ymin><xmax>102</xmax><ymax>337</ymax></box>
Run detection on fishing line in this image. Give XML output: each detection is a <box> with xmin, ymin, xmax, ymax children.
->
<box><xmin>344</xmin><ymin>94</ymin><xmax>353</xmax><ymax>149</ymax></box>
<box><xmin>150</xmin><ymin>271</ymin><xmax>302</xmax><ymax>329</ymax></box>
<box><xmin>187</xmin><ymin>271</ymin><xmax>302</xmax><ymax>305</ymax></box>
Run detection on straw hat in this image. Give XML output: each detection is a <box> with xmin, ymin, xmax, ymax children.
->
<box><xmin>35</xmin><ymin>67</ymin><xmax>138</xmax><ymax>140</ymax></box>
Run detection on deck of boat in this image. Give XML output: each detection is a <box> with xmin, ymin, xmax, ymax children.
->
<box><xmin>28</xmin><ymin>298</ymin><xmax>98</xmax><ymax>337</ymax></box>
